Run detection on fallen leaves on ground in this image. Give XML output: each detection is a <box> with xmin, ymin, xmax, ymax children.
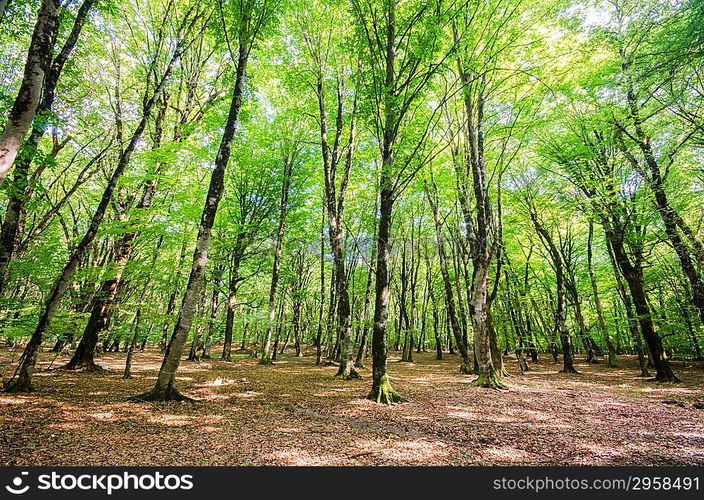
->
<box><xmin>1</xmin><ymin>346</ymin><xmax>703</xmax><ymax>466</ymax></box>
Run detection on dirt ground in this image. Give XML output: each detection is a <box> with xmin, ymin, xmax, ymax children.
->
<box><xmin>1</xmin><ymin>346</ymin><xmax>703</xmax><ymax>466</ymax></box>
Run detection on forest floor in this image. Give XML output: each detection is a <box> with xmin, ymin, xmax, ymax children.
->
<box><xmin>1</xmin><ymin>346</ymin><xmax>703</xmax><ymax>466</ymax></box>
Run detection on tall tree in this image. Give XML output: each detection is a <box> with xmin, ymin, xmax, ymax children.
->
<box><xmin>3</xmin><ymin>1</ymin><xmax>203</xmax><ymax>393</ymax></box>
<box><xmin>131</xmin><ymin>0</ymin><xmax>276</xmax><ymax>401</ymax></box>
<box><xmin>298</xmin><ymin>3</ymin><xmax>360</xmax><ymax>378</ymax></box>
<box><xmin>0</xmin><ymin>0</ymin><xmax>96</xmax><ymax>296</ymax></box>
<box><xmin>352</xmin><ymin>0</ymin><xmax>458</xmax><ymax>403</ymax></box>
<box><xmin>0</xmin><ymin>0</ymin><xmax>60</xmax><ymax>185</ymax></box>
<box><xmin>260</xmin><ymin>135</ymin><xmax>301</xmax><ymax>364</ymax></box>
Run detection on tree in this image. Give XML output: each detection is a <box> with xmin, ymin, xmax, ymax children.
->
<box><xmin>0</xmin><ymin>0</ymin><xmax>96</xmax><ymax>296</ymax></box>
<box><xmin>297</xmin><ymin>1</ymin><xmax>360</xmax><ymax>378</ymax></box>
<box><xmin>0</xmin><ymin>0</ymin><xmax>60</xmax><ymax>185</ymax></box>
<box><xmin>351</xmin><ymin>0</ymin><xmax>458</xmax><ymax>403</ymax></box>
<box><xmin>131</xmin><ymin>0</ymin><xmax>276</xmax><ymax>402</ymax></box>
<box><xmin>3</xmin><ymin>1</ymin><xmax>204</xmax><ymax>393</ymax></box>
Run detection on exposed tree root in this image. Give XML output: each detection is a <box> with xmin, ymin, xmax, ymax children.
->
<box><xmin>128</xmin><ymin>386</ymin><xmax>197</xmax><ymax>403</ymax></box>
<box><xmin>459</xmin><ymin>361</ymin><xmax>473</xmax><ymax>375</ymax></box>
<box><xmin>654</xmin><ymin>373</ymin><xmax>681</xmax><ymax>383</ymax></box>
<box><xmin>560</xmin><ymin>366</ymin><xmax>581</xmax><ymax>375</ymax></box>
<box><xmin>368</xmin><ymin>378</ymin><xmax>406</xmax><ymax>404</ymax></box>
<box><xmin>61</xmin><ymin>360</ymin><xmax>106</xmax><ymax>372</ymax></box>
<box><xmin>470</xmin><ymin>372</ymin><xmax>508</xmax><ymax>390</ymax></box>
<box><xmin>2</xmin><ymin>373</ymin><xmax>34</xmax><ymax>393</ymax></box>
<box><xmin>335</xmin><ymin>364</ymin><xmax>360</xmax><ymax>380</ymax></box>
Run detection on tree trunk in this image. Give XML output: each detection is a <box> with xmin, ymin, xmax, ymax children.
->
<box><xmin>605</xmin><ymin>228</ymin><xmax>678</xmax><ymax>382</ymax></box>
<box><xmin>3</xmin><ymin>44</ymin><xmax>178</xmax><ymax>392</ymax></box>
<box><xmin>368</xmin><ymin>187</ymin><xmax>405</xmax><ymax>403</ymax></box>
<box><xmin>529</xmin><ymin>212</ymin><xmax>578</xmax><ymax>375</ymax></box>
<box><xmin>64</xmin><ymin>91</ymin><xmax>170</xmax><ymax>372</ymax></box>
<box><xmin>425</xmin><ymin>181</ymin><xmax>472</xmax><ymax>374</ymax></box>
<box><xmin>0</xmin><ymin>0</ymin><xmax>60</xmax><ymax>186</ymax></box>
<box><xmin>0</xmin><ymin>0</ymin><xmax>95</xmax><ymax>295</ymax></box>
<box><xmin>202</xmin><ymin>279</ymin><xmax>221</xmax><ymax>359</ymax></box>
<box><xmin>131</xmin><ymin>43</ymin><xmax>250</xmax><ymax>402</ymax></box>
<box><xmin>260</xmin><ymin>148</ymin><xmax>294</xmax><ymax>365</ymax></box>
<box><xmin>588</xmin><ymin>222</ymin><xmax>616</xmax><ymax>367</ymax></box>
<box><xmin>122</xmin><ymin>309</ymin><xmax>141</xmax><ymax>379</ymax></box>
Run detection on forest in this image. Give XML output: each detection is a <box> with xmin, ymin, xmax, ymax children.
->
<box><xmin>0</xmin><ymin>0</ymin><xmax>703</xmax><ymax>467</ymax></box>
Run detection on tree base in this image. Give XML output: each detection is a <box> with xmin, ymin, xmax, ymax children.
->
<box><xmin>459</xmin><ymin>362</ymin><xmax>474</xmax><ymax>375</ymax></box>
<box><xmin>335</xmin><ymin>365</ymin><xmax>360</xmax><ymax>380</ymax></box>
<box><xmin>560</xmin><ymin>366</ymin><xmax>581</xmax><ymax>375</ymax></box>
<box><xmin>368</xmin><ymin>379</ymin><xmax>406</xmax><ymax>404</ymax></box>
<box><xmin>2</xmin><ymin>373</ymin><xmax>34</xmax><ymax>393</ymax></box>
<box><xmin>128</xmin><ymin>386</ymin><xmax>197</xmax><ymax>403</ymax></box>
<box><xmin>638</xmin><ymin>370</ymin><xmax>652</xmax><ymax>377</ymax></box>
<box><xmin>654</xmin><ymin>372</ymin><xmax>681</xmax><ymax>383</ymax></box>
<box><xmin>258</xmin><ymin>357</ymin><xmax>273</xmax><ymax>366</ymax></box>
<box><xmin>470</xmin><ymin>372</ymin><xmax>508</xmax><ymax>390</ymax></box>
<box><xmin>62</xmin><ymin>359</ymin><xmax>106</xmax><ymax>373</ymax></box>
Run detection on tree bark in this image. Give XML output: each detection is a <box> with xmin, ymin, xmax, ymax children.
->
<box><xmin>132</xmin><ymin>41</ymin><xmax>250</xmax><ymax>402</ymax></box>
<box><xmin>0</xmin><ymin>0</ymin><xmax>95</xmax><ymax>295</ymax></box>
<box><xmin>529</xmin><ymin>211</ymin><xmax>579</xmax><ymax>375</ymax></box>
<box><xmin>3</xmin><ymin>39</ymin><xmax>180</xmax><ymax>392</ymax></box>
<box><xmin>605</xmin><ymin>226</ymin><xmax>678</xmax><ymax>382</ymax></box>
<box><xmin>0</xmin><ymin>0</ymin><xmax>60</xmax><ymax>186</ymax></box>
<box><xmin>122</xmin><ymin>310</ymin><xmax>141</xmax><ymax>379</ymax></box>
<box><xmin>260</xmin><ymin>146</ymin><xmax>295</xmax><ymax>365</ymax></box>
<box><xmin>425</xmin><ymin>179</ymin><xmax>472</xmax><ymax>373</ymax></box>
<box><xmin>588</xmin><ymin>222</ymin><xmax>616</xmax><ymax>367</ymax></box>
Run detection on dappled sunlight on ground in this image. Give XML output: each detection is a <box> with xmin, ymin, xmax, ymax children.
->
<box><xmin>1</xmin><ymin>346</ymin><xmax>703</xmax><ymax>465</ymax></box>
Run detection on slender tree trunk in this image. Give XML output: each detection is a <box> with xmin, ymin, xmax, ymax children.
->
<box><xmin>0</xmin><ymin>0</ymin><xmax>95</xmax><ymax>295</ymax></box>
<box><xmin>529</xmin><ymin>212</ymin><xmax>578</xmax><ymax>375</ymax></box>
<box><xmin>315</xmin><ymin>204</ymin><xmax>325</xmax><ymax>365</ymax></box>
<box><xmin>122</xmin><ymin>309</ymin><xmax>141</xmax><ymax>379</ymax></box>
<box><xmin>425</xmin><ymin>182</ymin><xmax>472</xmax><ymax>374</ymax></box>
<box><xmin>588</xmin><ymin>222</ymin><xmax>616</xmax><ymax>367</ymax></box>
<box><xmin>260</xmin><ymin>151</ymin><xmax>294</xmax><ymax>365</ymax></box>
<box><xmin>3</xmin><ymin>45</ymin><xmax>179</xmax><ymax>392</ymax></box>
<box><xmin>64</xmin><ymin>94</ymin><xmax>170</xmax><ymax>372</ymax></box>
<box><xmin>355</xmin><ymin>236</ymin><xmax>376</xmax><ymax>367</ymax></box>
<box><xmin>132</xmin><ymin>43</ymin><xmax>250</xmax><ymax>402</ymax></box>
<box><xmin>222</xmin><ymin>252</ymin><xmax>244</xmax><ymax>361</ymax></box>
<box><xmin>605</xmin><ymin>228</ymin><xmax>678</xmax><ymax>382</ymax></box>
<box><xmin>0</xmin><ymin>0</ymin><xmax>60</xmax><ymax>186</ymax></box>
<box><xmin>202</xmin><ymin>277</ymin><xmax>221</xmax><ymax>359</ymax></box>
